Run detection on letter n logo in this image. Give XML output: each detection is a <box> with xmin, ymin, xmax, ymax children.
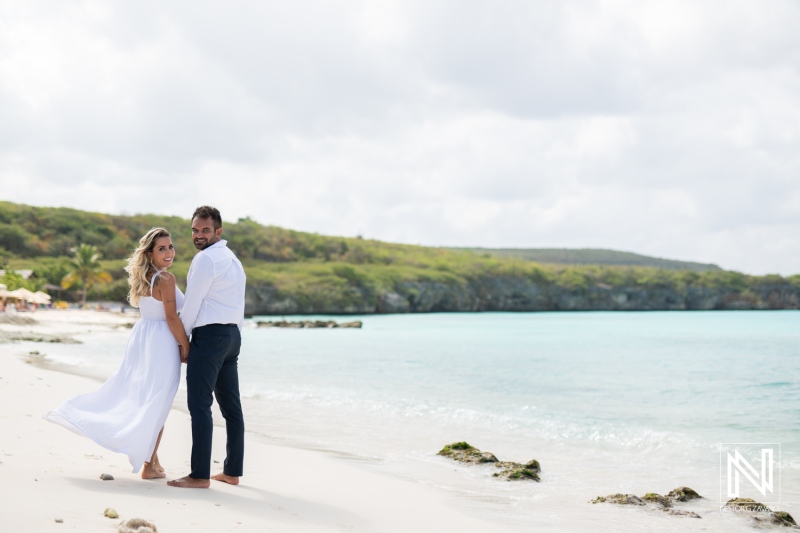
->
<box><xmin>720</xmin><ymin>443</ymin><xmax>780</xmax><ymax>505</ymax></box>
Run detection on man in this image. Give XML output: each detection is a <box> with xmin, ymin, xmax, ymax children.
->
<box><xmin>168</xmin><ymin>206</ymin><xmax>246</xmax><ymax>489</ymax></box>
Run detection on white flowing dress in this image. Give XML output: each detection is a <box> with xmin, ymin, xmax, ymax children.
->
<box><xmin>45</xmin><ymin>272</ymin><xmax>183</xmax><ymax>472</ymax></box>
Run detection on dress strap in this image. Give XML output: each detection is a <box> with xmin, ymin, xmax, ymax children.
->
<box><xmin>149</xmin><ymin>269</ymin><xmax>163</xmax><ymax>292</ymax></box>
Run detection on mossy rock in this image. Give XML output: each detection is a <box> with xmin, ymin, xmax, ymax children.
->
<box><xmin>523</xmin><ymin>459</ymin><xmax>541</xmax><ymax>472</ymax></box>
<box><xmin>494</xmin><ymin>459</ymin><xmax>541</xmax><ymax>473</ymax></box>
<box><xmin>642</xmin><ymin>493</ymin><xmax>672</xmax><ymax>508</ymax></box>
<box><xmin>724</xmin><ymin>498</ymin><xmax>770</xmax><ymax>512</ymax></box>
<box><xmin>119</xmin><ymin>517</ymin><xmax>158</xmax><ymax>533</ymax></box>
<box><xmin>491</xmin><ymin>459</ymin><xmax>541</xmax><ymax>482</ymax></box>
<box><xmin>667</xmin><ymin>486</ymin><xmax>702</xmax><ymax>502</ymax></box>
<box><xmin>437</xmin><ymin>442</ymin><xmax>498</xmax><ymax>464</ymax></box>
<box><xmin>492</xmin><ymin>466</ymin><xmax>541</xmax><ymax>482</ymax></box>
<box><xmin>771</xmin><ymin>511</ymin><xmax>797</xmax><ymax>527</ymax></box>
<box><xmin>662</xmin><ymin>509</ymin><xmax>701</xmax><ymax>519</ymax></box>
<box><xmin>590</xmin><ymin>493</ymin><xmax>644</xmax><ymax>506</ymax></box>
<box><xmin>751</xmin><ymin>511</ymin><xmax>797</xmax><ymax>527</ymax></box>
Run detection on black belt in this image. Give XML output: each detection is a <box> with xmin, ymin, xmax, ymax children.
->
<box><xmin>194</xmin><ymin>323</ymin><xmax>238</xmax><ymax>330</ymax></box>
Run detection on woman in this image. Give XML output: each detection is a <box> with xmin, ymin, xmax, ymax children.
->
<box><xmin>45</xmin><ymin>228</ymin><xmax>189</xmax><ymax>479</ymax></box>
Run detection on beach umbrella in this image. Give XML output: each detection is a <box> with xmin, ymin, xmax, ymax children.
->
<box><xmin>29</xmin><ymin>292</ymin><xmax>51</xmax><ymax>305</ymax></box>
<box><xmin>9</xmin><ymin>287</ymin><xmax>36</xmax><ymax>301</ymax></box>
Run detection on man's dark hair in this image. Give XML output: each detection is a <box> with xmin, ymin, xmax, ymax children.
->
<box><xmin>192</xmin><ymin>205</ymin><xmax>222</xmax><ymax>229</ymax></box>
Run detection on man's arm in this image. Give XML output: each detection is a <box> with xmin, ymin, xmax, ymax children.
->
<box><xmin>180</xmin><ymin>254</ymin><xmax>215</xmax><ymax>337</ymax></box>
<box><xmin>237</xmin><ymin>262</ymin><xmax>246</xmax><ymax>332</ymax></box>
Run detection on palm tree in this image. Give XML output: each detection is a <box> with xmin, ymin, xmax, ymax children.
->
<box><xmin>61</xmin><ymin>244</ymin><xmax>112</xmax><ymax>308</ymax></box>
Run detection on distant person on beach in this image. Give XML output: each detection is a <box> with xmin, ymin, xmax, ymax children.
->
<box><xmin>45</xmin><ymin>228</ymin><xmax>189</xmax><ymax>479</ymax></box>
<box><xmin>168</xmin><ymin>206</ymin><xmax>246</xmax><ymax>489</ymax></box>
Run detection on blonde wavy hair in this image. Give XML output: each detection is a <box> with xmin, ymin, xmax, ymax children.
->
<box><xmin>124</xmin><ymin>227</ymin><xmax>171</xmax><ymax>307</ymax></box>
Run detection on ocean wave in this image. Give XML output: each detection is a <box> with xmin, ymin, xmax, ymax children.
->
<box><xmin>241</xmin><ymin>382</ymin><xmax>709</xmax><ymax>455</ymax></box>
<box><xmin>42</xmin><ymin>353</ymin><xmax>92</xmax><ymax>367</ymax></box>
<box><xmin>757</xmin><ymin>381</ymin><xmax>794</xmax><ymax>388</ymax></box>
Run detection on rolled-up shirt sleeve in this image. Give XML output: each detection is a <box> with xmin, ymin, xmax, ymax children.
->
<box><xmin>180</xmin><ymin>254</ymin><xmax>215</xmax><ymax>337</ymax></box>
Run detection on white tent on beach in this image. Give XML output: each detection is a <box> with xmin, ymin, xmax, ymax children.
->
<box><xmin>31</xmin><ymin>291</ymin><xmax>52</xmax><ymax>305</ymax></box>
<box><xmin>8</xmin><ymin>287</ymin><xmax>36</xmax><ymax>301</ymax></box>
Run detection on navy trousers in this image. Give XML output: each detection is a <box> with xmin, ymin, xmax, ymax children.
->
<box><xmin>186</xmin><ymin>323</ymin><xmax>244</xmax><ymax>479</ymax></box>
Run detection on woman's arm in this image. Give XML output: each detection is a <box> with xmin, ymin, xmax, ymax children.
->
<box><xmin>153</xmin><ymin>272</ymin><xmax>190</xmax><ymax>361</ymax></box>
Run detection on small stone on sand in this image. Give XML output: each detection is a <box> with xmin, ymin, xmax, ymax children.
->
<box><xmin>104</xmin><ymin>508</ymin><xmax>119</xmax><ymax>519</ymax></box>
<box><xmin>118</xmin><ymin>517</ymin><xmax>158</xmax><ymax>532</ymax></box>
<box><xmin>55</xmin><ymin>518</ymin><xmax>63</xmax><ymax>523</ymax></box>
<box><xmin>100</xmin><ymin>473</ymin><xmax>114</xmax><ymax>480</ymax></box>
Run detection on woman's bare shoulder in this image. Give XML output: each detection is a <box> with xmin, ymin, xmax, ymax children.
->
<box><xmin>154</xmin><ymin>271</ymin><xmax>177</xmax><ymax>286</ymax></box>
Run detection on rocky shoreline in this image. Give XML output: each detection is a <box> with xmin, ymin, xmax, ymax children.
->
<box><xmin>437</xmin><ymin>442</ymin><xmax>797</xmax><ymax>529</ymax></box>
<box><xmin>437</xmin><ymin>442</ymin><xmax>541</xmax><ymax>482</ymax></box>
<box><xmin>255</xmin><ymin>320</ymin><xmax>363</xmax><ymax>329</ymax></box>
<box><xmin>245</xmin><ymin>280</ymin><xmax>800</xmax><ymax>315</ymax></box>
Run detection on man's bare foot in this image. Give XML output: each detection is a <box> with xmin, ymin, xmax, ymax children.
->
<box><xmin>142</xmin><ymin>462</ymin><xmax>166</xmax><ymax>480</ymax></box>
<box><xmin>212</xmin><ymin>472</ymin><xmax>240</xmax><ymax>485</ymax></box>
<box><xmin>167</xmin><ymin>475</ymin><xmax>210</xmax><ymax>488</ymax></box>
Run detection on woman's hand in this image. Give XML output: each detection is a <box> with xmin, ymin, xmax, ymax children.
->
<box><xmin>179</xmin><ymin>343</ymin><xmax>189</xmax><ymax>364</ymax></box>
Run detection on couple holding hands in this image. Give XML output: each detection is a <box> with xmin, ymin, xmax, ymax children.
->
<box><xmin>46</xmin><ymin>205</ymin><xmax>245</xmax><ymax>488</ymax></box>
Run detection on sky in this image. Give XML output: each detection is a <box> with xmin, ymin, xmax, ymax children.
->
<box><xmin>1</xmin><ymin>1</ymin><xmax>799</xmax><ymax>275</ymax></box>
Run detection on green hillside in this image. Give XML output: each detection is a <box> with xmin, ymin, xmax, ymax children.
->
<box><xmin>460</xmin><ymin>248</ymin><xmax>721</xmax><ymax>272</ymax></box>
<box><xmin>1</xmin><ymin>201</ymin><xmax>797</xmax><ymax>312</ymax></box>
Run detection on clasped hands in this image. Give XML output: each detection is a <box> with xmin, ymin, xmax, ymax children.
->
<box><xmin>179</xmin><ymin>344</ymin><xmax>190</xmax><ymax>364</ymax></box>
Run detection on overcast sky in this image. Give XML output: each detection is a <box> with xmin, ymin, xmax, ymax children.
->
<box><xmin>1</xmin><ymin>1</ymin><xmax>799</xmax><ymax>274</ymax></box>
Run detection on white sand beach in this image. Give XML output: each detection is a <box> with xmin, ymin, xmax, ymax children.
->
<box><xmin>3</xmin><ymin>310</ymin><xmax>797</xmax><ymax>533</ymax></box>
<box><xmin>0</xmin><ymin>310</ymin><xmax>523</xmax><ymax>533</ymax></box>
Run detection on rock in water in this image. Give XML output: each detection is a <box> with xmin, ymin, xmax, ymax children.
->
<box><xmin>256</xmin><ymin>319</ymin><xmax>362</xmax><ymax>329</ymax></box>
<box><xmin>642</xmin><ymin>493</ymin><xmax>672</xmax><ymax>508</ymax></box>
<box><xmin>100</xmin><ymin>473</ymin><xmax>114</xmax><ymax>481</ymax></box>
<box><xmin>769</xmin><ymin>511</ymin><xmax>797</xmax><ymax>527</ymax></box>
<box><xmin>662</xmin><ymin>509</ymin><xmax>701</xmax><ymax>519</ymax></box>
<box><xmin>437</xmin><ymin>442</ymin><xmax>498</xmax><ymax>464</ymax></box>
<box><xmin>724</xmin><ymin>498</ymin><xmax>771</xmax><ymax>512</ymax></box>
<box><xmin>590</xmin><ymin>494</ymin><xmax>645</xmax><ymax>506</ymax></box>
<box><xmin>118</xmin><ymin>517</ymin><xmax>158</xmax><ymax>533</ymax></box>
<box><xmin>667</xmin><ymin>486</ymin><xmax>701</xmax><ymax>502</ymax></box>
<box><xmin>492</xmin><ymin>459</ymin><xmax>541</xmax><ymax>482</ymax></box>
<box><xmin>104</xmin><ymin>508</ymin><xmax>119</xmax><ymax>519</ymax></box>
<box><xmin>593</xmin><ymin>488</ymin><xmax>704</xmax><ymax>520</ymax></box>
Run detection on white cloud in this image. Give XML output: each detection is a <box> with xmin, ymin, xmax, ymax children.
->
<box><xmin>1</xmin><ymin>0</ymin><xmax>799</xmax><ymax>274</ymax></box>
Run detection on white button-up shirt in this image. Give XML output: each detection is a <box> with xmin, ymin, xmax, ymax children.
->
<box><xmin>181</xmin><ymin>239</ymin><xmax>246</xmax><ymax>337</ymax></box>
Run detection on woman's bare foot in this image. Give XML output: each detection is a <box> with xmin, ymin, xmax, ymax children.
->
<box><xmin>212</xmin><ymin>472</ymin><xmax>240</xmax><ymax>485</ymax></box>
<box><xmin>152</xmin><ymin>455</ymin><xmax>165</xmax><ymax>473</ymax></box>
<box><xmin>141</xmin><ymin>462</ymin><xmax>166</xmax><ymax>480</ymax></box>
<box><xmin>167</xmin><ymin>475</ymin><xmax>210</xmax><ymax>488</ymax></box>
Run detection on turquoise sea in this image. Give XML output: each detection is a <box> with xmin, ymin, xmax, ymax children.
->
<box><xmin>40</xmin><ymin>311</ymin><xmax>800</xmax><ymax>532</ymax></box>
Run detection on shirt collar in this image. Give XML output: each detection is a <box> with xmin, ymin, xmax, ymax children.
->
<box><xmin>204</xmin><ymin>239</ymin><xmax>227</xmax><ymax>251</ymax></box>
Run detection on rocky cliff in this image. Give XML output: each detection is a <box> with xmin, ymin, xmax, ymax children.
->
<box><xmin>244</xmin><ymin>278</ymin><xmax>800</xmax><ymax>315</ymax></box>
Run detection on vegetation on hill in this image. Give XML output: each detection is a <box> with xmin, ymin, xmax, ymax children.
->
<box><xmin>458</xmin><ymin>248</ymin><xmax>721</xmax><ymax>272</ymax></box>
<box><xmin>1</xmin><ymin>201</ymin><xmax>798</xmax><ymax>312</ymax></box>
